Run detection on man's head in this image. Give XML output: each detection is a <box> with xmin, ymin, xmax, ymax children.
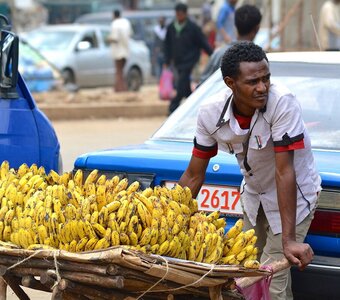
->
<box><xmin>113</xmin><ymin>9</ymin><xmax>120</xmax><ymax>19</ymax></box>
<box><xmin>221</xmin><ymin>41</ymin><xmax>267</xmax><ymax>79</ymax></box>
<box><xmin>221</xmin><ymin>41</ymin><xmax>270</xmax><ymax>116</ymax></box>
<box><xmin>159</xmin><ymin>16</ymin><xmax>166</xmax><ymax>27</ymax></box>
<box><xmin>235</xmin><ymin>5</ymin><xmax>262</xmax><ymax>39</ymax></box>
<box><xmin>228</xmin><ymin>0</ymin><xmax>238</xmax><ymax>7</ymax></box>
<box><xmin>175</xmin><ymin>3</ymin><xmax>188</xmax><ymax>23</ymax></box>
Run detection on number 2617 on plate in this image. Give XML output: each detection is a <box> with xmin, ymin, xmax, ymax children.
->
<box><xmin>197</xmin><ymin>185</ymin><xmax>242</xmax><ymax>215</ymax></box>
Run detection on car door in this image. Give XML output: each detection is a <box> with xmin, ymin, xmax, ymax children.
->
<box><xmin>73</xmin><ymin>29</ymin><xmax>112</xmax><ymax>87</ymax></box>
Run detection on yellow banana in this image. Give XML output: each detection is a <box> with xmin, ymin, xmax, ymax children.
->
<box><xmin>119</xmin><ymin>233</ymin><xmax>130</xmax><ymax>245</ymax></box>
<box><xmin>0</xmin><ymin>161</ymin><xmax>9</xmax><ymax>180</ymax></box>
<box><xmin>69</xmin><ymin>240</ymin><xmax>78</xmax><ymax>252</ymax></box>
<box><xmin>129</xmin><ymin>232</ymin><xmax>138</xmax><ymax>246</ymax></box>
<box><xmin>116</xmin><ymin>199</ymin><xmax>129</xmax><ymax>223</ymax></box>
<box><xmin>149</xmin><ymin>228</ymin><xmax>159</xmax><ymax>246</ymax></box>
<box><xmin>113</xmin><ymin>178</ymin><xmax>128</xmax><ymax>194</ymax></box>
<box><xmin>134</xmin><ymin>193</ymin><xmax>153</xmax><ymax>214</ymax></box>
<box><xmin>158</xmin><ymin>240</ymin><xmax>170</xmax><ymax>256</ymax></box>
<box><xmin>83</xmin><ymin>169</ymin><xmax>99</xmax><ymax>191</ymax></box>
<box><xmin>139</xmin><ymin>227</ymin><xmax>152</xmax><ymax>246</ymax></box>
<box><xmin>59</xmin><ymin>172</ymin><xmax>71</xmax><ymax>187</ymax></box>
<box><xmin>126</xmin><ymin>181</ymin><xmax>140</xmax><ymax>195</ymax></box>
<box><xmin>17</xmin><ymin>163</ymin><xmax>29</xmax><ymax>178</ymax></box>
<box><xmin>166</xmin><ymin>209</ymin><xmax>176</xmax><ymax>228</ymax></box>
<box><xmin>98</xmin><ymin>206</ymin><xmax>109</xmax><ymax>226</ymax></box>
<box><xmin>142</xmin><ymin>187</ymin><xmax>153</xmax><ymax>198</ymax></box>
<box><xmin>136</xmin><ymin>202</ymin><xmax>152</xmax><ymax>228</ymax></box>
<box><xmin>219</xmin><ymin>254</ymin><xmax>237</xmax><ymax>265</ymax></box>
<box><xmin>228</xmin><ymin>237</ymin><xmax>247</xmax><ymax>256</ymax></box>
<box><xmin>243</xmin><ymin>260</ymin><xmax>260</xmax><ymax>269</ymax></box>
<box><xmin>46</xmin><ymin>170</ymin><xmax>60</xmax><ymax>185</ymax></box>
<box><xmin>96</xmin><ymin>184</ymin><xmax>107</xmax><ymax>211</ymax></box>
<box><xmin>73</xmin><ymin>169</ymin><xmax>83</xmax><ymax>188</ymax></box>
<box><xmin>105</xmin><ymin>200</ymin><xmax>121</xmax><ymax>214</ymax></box>
<box><xmin>85</xmin><ymin>237</ymin><xmax>99</xmax><ymax>251</ymax></box>
<box><xmin>111</xmin><ymin>231</ymin><xmax>120</xmax><ymax>246</ymax></box>
<box><xmin>92</xmin><ymin>223</ymin><xmax>106</xmax><ymax>238</ymax></box>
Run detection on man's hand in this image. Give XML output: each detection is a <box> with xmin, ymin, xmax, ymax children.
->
<box><xmin>283</xmin><ymin>240</ymin><xmax>314</xmax><ymax>271</ymax></box>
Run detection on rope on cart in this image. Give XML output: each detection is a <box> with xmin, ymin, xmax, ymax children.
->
<box><xmin>5</xmin><ymin>249</ymin><xmax>62</xmax><ymax>289</ymax></box>
<box><xmin>7</xmin><ymin>250</ymin><xmax>46</xmax><ymax>271</ymax></box>
<box><xmin>51</xmin><ymin>251</ymin><xmax>62</xmax><ymax>289</ymax></box>
<box><xmin>135</xmin><ymin>255</ymin><xmax>170</xmax><ymax>299</ymax></box>
<box><xmin>137</xmin><ymin>255</ymin><xmax>216</xmax><ymax>298</ymax></box>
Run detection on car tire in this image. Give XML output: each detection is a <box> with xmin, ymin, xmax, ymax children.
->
<box><xmin>62</xmin><ymin>69</ymin><xmax>78</xmax><ymax>92</ymax></box>
<box><xmin>127</xmin><ymin>67</ymin><xmax>142</xmax><ymax>91</ymax></box>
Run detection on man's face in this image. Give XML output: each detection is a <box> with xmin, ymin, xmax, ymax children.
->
<box><xmin>176</xmin><ymin>11</ymin><xmax>187</xmax><ymax>23</ymax></box>
<box><xmin>229</xmin><ymin>0</ymin><xmax>238</xmax><ymax>6</ymax></box>
<box><xmin>225</xmin><ymin>59</ymin><xmax>270</xmax><ymax>116</ymax></box>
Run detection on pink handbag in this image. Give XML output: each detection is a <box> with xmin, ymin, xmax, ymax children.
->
<box><xmin>159</xmin><ymin>68</ymin><xmax>175</xmax><ymax>101</ymax></box>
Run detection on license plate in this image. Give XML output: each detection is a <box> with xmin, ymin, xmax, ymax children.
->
<box><xmin>165</xmin><ymin>182</ymin><xmax>242</xmax><ymax>216</ymax></box>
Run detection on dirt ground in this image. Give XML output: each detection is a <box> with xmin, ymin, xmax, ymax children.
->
<box><xmin>32</xmin><ymin>84</ymin><xmax>162</xmax><ymax>106</ymax></box>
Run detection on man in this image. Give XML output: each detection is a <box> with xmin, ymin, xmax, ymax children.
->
<box><xmin>178</xmin><ymin>42</ymin><xmax>321</xmax><ymax>300</ymax></box>
<box><xmin>318</xmin><ymin>0</ymin><xmax>340</xmax><ymax>50</ymax></box>
<box><xmin>164</xmin><ymin>3</ymin><xmax>213</xmax><ymax>115</ymax></box>
<box><xmin>215</xmin><ymin>0</ymin><xmax>238</xmax><ymax>47</ymax></box>
<box><xmin>109</xmin><ymin>9</ymin><xmax>133</xmax><ymax>92</ymax></box>
<box><xmin>200</xmin><ymin>4</ymin><xmax>262</xmax><ymax>83</ymax></box>
<box><xmin>153</xmin><ymin>16</ymin><xmax>167</xmax><ymax>79</ymax></box>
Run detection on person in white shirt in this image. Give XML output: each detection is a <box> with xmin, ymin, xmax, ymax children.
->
<box><xmin>318</xmin><ymin>0</ymin><xmax>340</xmax><ymax>50</ymax></box>
<box><xmin>109</xmin><ymin>10</ymin><xmax>133</xmax><ymax>92</ymax></box>
<box><xmin>179</xmin><ymin>41</ymin><xmax>321</xmax><ymax>300</ymax></box>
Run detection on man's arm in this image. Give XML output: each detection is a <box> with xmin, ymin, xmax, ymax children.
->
<box><xmin>275</xmin><ymin>150</ymin><xmax>314</xmax><ymax>270</ymax></box>
<box><xmin>323</xmin><ymin>2</ymin><xmax>340</xmax><ymax>35</ymax></box>
<box><xmin>178</xmin><ymin>155</ymin><xmax>210</xmax><ymax>198</ymax></box>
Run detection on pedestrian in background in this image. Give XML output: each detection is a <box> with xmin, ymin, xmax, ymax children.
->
<box><xmin>318</xmin><ymin>0</ymin><xmax>340</xmax><ymax>50</ymax></box>
<box><xmin>109</xmin><ymin>9</ymin><xmax>133</xmax><ymax>92</ymax></box>
<box><xmin>201</xmin><ymin>0</ymin><xmax>216</xmax><ymax>50</ymax></box>
<box><xmin>153</xmin><ymin>16</ymin><xmax>167</xmax><ymax>79</ymax></box>
<box><xmin>201</xmin><ymin>4</ymin><xmax>262</xmax><ymax>83</ymax></box>
<box><xmin>215</xmin><ymin>0</ymin><xmax>238</xmax><ymax>47</ymax></box>
<box><xmin>164</xmin><ymin>3</ymin><xmax>213</xmax><ymax>115</ymax></box>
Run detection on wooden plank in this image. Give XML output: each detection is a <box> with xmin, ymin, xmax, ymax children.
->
<box><xmin>0</xmin><ymin>277</ymin><xmax>7</xmax><ymax>300</ymax></box>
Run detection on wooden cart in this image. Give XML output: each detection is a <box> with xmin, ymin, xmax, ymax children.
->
<box><xmin>0</xmin><ymin>246</ymin><xmax>273</xmax><ymax>300</ymax></box>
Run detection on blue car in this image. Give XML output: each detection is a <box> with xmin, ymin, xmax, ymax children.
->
<box><xmin>75</xmin><ymin>51</ymin><xmax>340</xmax><ymax>299</ymax></box>
<box><xmin>0</xmin><ymin>17</ymin><xmax>61</xmax><ymax>172</ymax></box>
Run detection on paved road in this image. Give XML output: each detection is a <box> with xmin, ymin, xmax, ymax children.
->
<box><xmin>6</xmin><ymin>117</ymin><xmax>166</xmax><ymax>299</ymax></box>
<box><xmin>54</xmin><ymin>117</ymin><xmax>167</xmax><ymax>172</ymax></box>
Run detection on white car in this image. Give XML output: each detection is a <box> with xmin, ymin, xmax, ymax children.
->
<box><xmin>22</xmin><ymin>24</ymin><xmax>151</xmax><ymax>91</ymax></box>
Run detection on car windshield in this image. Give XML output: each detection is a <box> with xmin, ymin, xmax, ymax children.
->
<box><xmin>28</xmin><ymin>30</ymin><xmax>75</xmax><ymax>51</ymax></box>
<box><xmin>153</xmin><ymin>61</ymin><xmax>340</xmax><ymax>150</ymax></box>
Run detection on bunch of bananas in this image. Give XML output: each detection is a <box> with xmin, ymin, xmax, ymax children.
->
<box><xmin>0</xmin><ymin>161</ymin><xmax>260</xmax><ymax>269</ymax></box>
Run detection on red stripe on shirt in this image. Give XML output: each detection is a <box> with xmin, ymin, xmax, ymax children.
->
<box><xmin>234</xmin><ymin>112</ymin><xmax>251</xmax><ymax>129</ymax></box>
<box><xmin>193</xmin><ymin>146</ymin><xmax>218</xmax><ymax>159</ymax></box>
<box><xmin>274</xmin><ymin>139</ymin><xmax>305</xmax><ymax>152</ymax></box>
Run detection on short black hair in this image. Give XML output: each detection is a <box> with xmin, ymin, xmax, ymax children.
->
<box><xmin>175</xmin><ymin>3</ymin><xmax>188</xmax><ymax>13</ymax></box>
<box><xmin>113</xmin><ymin>9</ymin><xmax>120</xmax><ymax>18</ymax></box>
<box><xmin>220</xmin><ymin>41</ymin><xmax>268</xmax><ymax>79</ymax></box>
<box><xmin>235</xmin><ymin>5</ymin><xmax>262</xmax><ymax>36</ymax></box>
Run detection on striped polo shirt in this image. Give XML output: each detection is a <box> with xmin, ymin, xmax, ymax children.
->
<box><xmin>194</xmin><ymin>83</ymin><xmax>322</xmax><ymax>234</ymax></box>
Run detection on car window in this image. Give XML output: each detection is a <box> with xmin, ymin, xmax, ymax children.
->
<box><xmin>81</xmin><ymin>31</ymin><xmax>98</xmax><ymax>48</ymax></box>
<box><xmin>153</xmin><ymin>62</ymin><xmax>340</xmax><ymax>150</ymax></box>
<box><xmin>28</xmin><ymin>30</ymin><xmax>75</xmax><ymax>51</ymax></box>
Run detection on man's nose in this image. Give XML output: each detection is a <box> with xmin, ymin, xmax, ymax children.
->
<box><xmin>256</xmin><ymin>81</ymin><xmax>267</xmax><ymax>92</ymax></box>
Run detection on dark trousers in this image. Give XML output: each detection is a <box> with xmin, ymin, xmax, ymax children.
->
<box><xmin>168</xmin><ymin>67</ymin><xmax>193</xmax><ymax>115</ymax></box>
<box><xmin>114</xmin><ymin>58</ymin><xmax>127</xmax><ymax>92</ymax></box>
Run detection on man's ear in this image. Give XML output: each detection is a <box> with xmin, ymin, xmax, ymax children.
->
<box><xmin>224</xmin><ymin>76</ymin><xmax>234</xmax><ymax>90</ymax></box>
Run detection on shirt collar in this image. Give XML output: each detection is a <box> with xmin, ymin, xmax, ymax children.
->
<box><xmin>215</xmin><ymin>92</ymin><xmax>267</xmax><ymax>128</ymax></box>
